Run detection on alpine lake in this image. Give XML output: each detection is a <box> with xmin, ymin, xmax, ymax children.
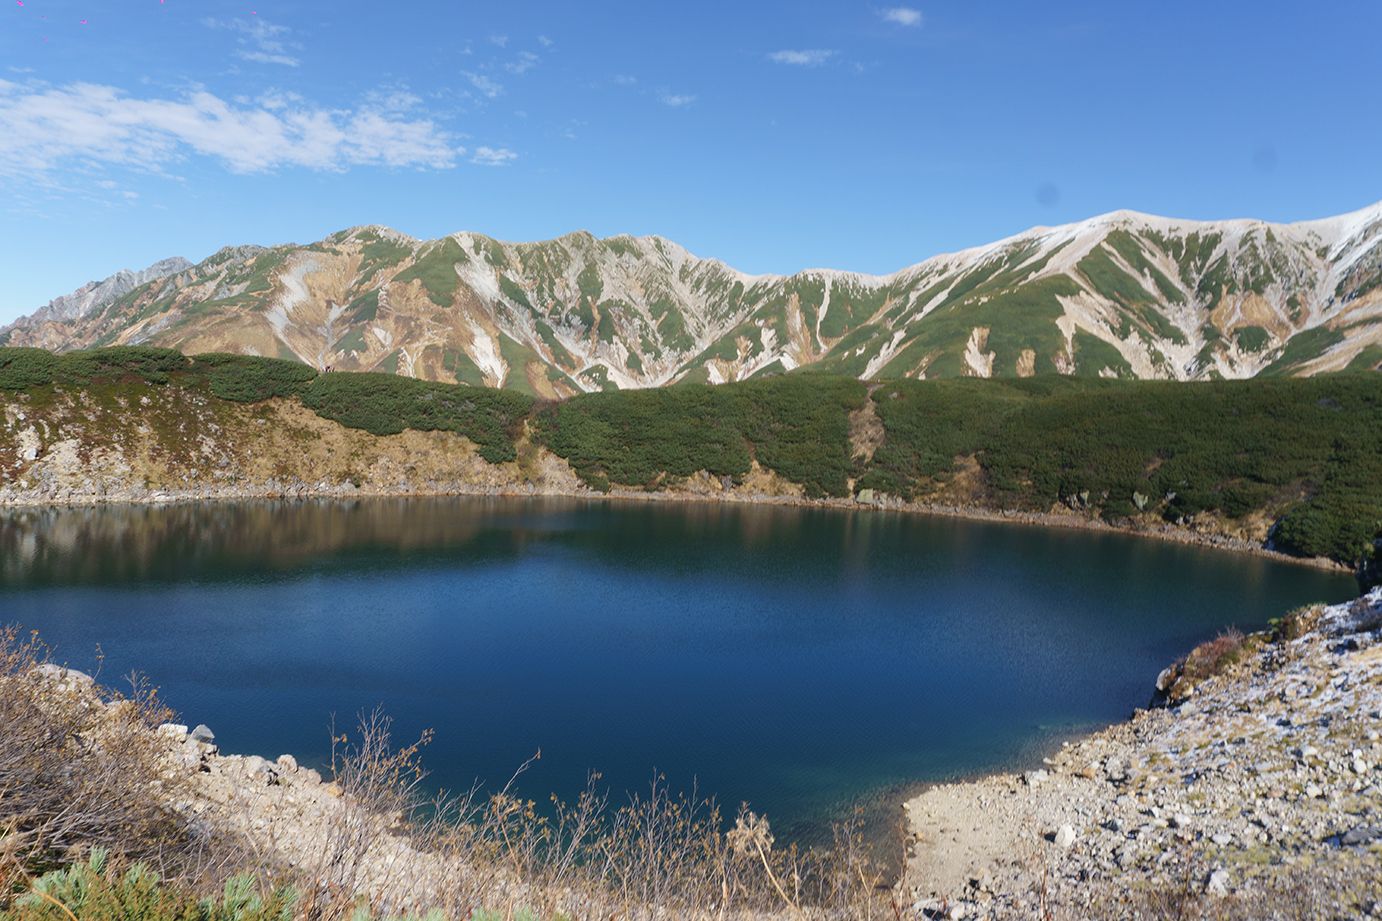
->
<box><xmin>0</xmin><ymin>497</ymin><xmax>1359</xmax><ymax>849</ymax></box>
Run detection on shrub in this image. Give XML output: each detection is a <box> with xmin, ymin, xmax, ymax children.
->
<box><xmin>1179</xmin><ymin>628</ymin><xmax>1245</xmax><ymax>680</ymax></box>
<box><xmin>533</xmin><ymin>374</ymin><xmax>866</xmax><ymax>497</ymax></box>
<box><xmin>55</xmin><ymin>347</ymin><xmax>190</xmax><ymax>386</ymax></box>
<box><xmin>0</xmin><ymin>626</ymin><xmax>189</xmax><ymax>881</ymax></box>
<box><xmin>188</xmin><ymin>354</ymin><xmax>318</xmax><ymax>403</ymax></box>
<box><xmin>300</xmin><ymin>373</ymin><xmax>532</xmax><ymax>464</ymax></box>
<box><xmin>0</xmin><ymin>348</ymin><xmax>61</xmax><ymax>390</ymax></box>
<box><xmin>10</xmin><ymin>849</ymin><xmax>299</xmax><ymax>921</ymax></box>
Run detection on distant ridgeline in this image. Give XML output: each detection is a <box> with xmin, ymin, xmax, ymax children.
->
<box><xmin>3</xmin><ymin>204</ymin><xmax>1381</xmax><ymax>395</ymax></box>
<box><xmin>1</xmin><ymin>346</ymin><xmax>1380</xmax><ymax>582</ymax></box>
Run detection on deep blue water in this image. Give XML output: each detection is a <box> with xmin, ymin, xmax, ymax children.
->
<box><xmin>0</xmin><ymin>497</ymin><xmax>1359</xmax><ymax>841</ymax></box>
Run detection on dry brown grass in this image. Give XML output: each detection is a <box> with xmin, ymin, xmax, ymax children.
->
<box><xmin>0</xmin><ymin>626</ymin><xmax>193</xmax><ymax>885</ymax></box>
<box><xmin>1179</xmin><ymin>629</ymin><xmax>1246</xmax><ymax>681</ymax></box>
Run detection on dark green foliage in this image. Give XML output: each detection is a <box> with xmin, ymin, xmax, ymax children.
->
<box><xmin>1345</xmin><ymin>344</ymin><xmax>1382</xmax><ymax>372</ymax></box>
<box><xmin>441</xmin><ymin>347</ymin><xmax>488</xmax><ymax>387</ymax></box>
<box><xmin>862</xmin><ymin>374</ymin><xmax>1382</xmax><ymax>565</ymax></box>
<box><xmin>0</xmin><ymin>347</ymin><xmax>193</xmax><ymax>388</ymax></box>
<box><xmin>604</xmin><ymin>235</ymin><xmax>639</xmax><ymax>258</ymax></box>
<box><xmin>187</xmin><ymin>353</ymin><xmax>318</xmax><ymax>402</ymax></box>
<box><xmin>358</xmin><ymin>232</ymin><xmax>413</xmax><ymax>269</ymax></box>
<box><xmin>877</xmin><ymin>277</ymin><xmax>1080</xmax><ymax>380</ymax></box>
<box><xmin>0</xmin><ymin>347</ymin><xmax>62</xmax><ymax>389</ymax></box>
<box><xmin>578</xmin><ymin>364</ymin><xmax>620</xmax><ymax>392</ymax></box>
<box><xmin>1259</xmin><ymin>325</ymin><xmax>1345</xmax><ymax>376</ymax></box>
<box><xmin>577</xmin><ymin>262</ymin><xmax>603</xmax><ymax>304</ymax></box>
<box><xmin>300</xmin><ymin>372</ymin><xmax>532</xmax><ymax>463</ymax></box>
<box><xmin>1196</xmin><ymin>254</ymin><xmax>1237</xmax><ymax>311</ymax></box>
<box><xmin>1078</xmin><ymin>247</ymin><xmax>1155</xmax><ymax>307</ymax></box>
<box><xmin>337</xmin><ymin>327</ymin><xmax>367</xmax><ymax>353</ymax></box>
<box><xmin>391</xmin><ymin>238</ymin><xmax>466</xmax><ymax>307</ymax></box>
<box><xmin>1235</xmin><ymin>326</ymin><xmax>1271</xmax><ymax>353</ymax></box>
<box><xmin>596</xmin><ymin>301</ymin><xmax>624</xmax><ymax>343</ymax></box>
<box><xmin>496</xmin><ymin>335</ymin><xmax>550</xmax><ymax>397</ymax></box>
<box><xmin>625</xmin><ymin>350</ymin><xmax>644</xmax><ymax>373</ymax></box>
<box><xmin>656</xmin><ymin>303</ymin><xmax>695</xmax><ymax>352</ymax></box>
<box><xmin>500</xmin><ymin>275</ymin><xmax>535</xmax><ymax>312</ymax></box>
<box><xmin>1072</xmin><ymin>333</ymin><xmax>1134</xmax><ymax>377</ymax></box>
<box><xmin>534</xmin><ymin>321</ymin><xmax>577</xmax><ymax>369</ymax></box>
<box><xmin>534</xmin><ymin>375</ymin><xmax>866</xmax><ymax>497</ymax></box>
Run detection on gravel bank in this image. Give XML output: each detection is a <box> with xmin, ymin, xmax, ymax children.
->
<box><xmin>900</xmin><ymin>587</ymin><xmax>1382</xmax><ymax>919</ymax></box>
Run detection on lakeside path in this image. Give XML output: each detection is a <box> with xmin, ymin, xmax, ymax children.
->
<box><xmin>899</xmin><ymin>587</ymin><xmax>1382</xmax><ymax>920</ymax></box>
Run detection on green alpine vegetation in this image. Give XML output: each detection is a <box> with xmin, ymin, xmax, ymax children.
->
<box><xmin>1</xmin><ymin>345</ymin><xmax>1380</xmax><ymax>582</ymax></box>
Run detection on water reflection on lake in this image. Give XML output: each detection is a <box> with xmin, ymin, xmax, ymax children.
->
<box><xmin>0</xmin><ymin>497</ymin><xmax>1358</xmax><ymax>841</ymax></box>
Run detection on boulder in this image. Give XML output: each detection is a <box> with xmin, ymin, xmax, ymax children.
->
<box><xmin>190</xmin><ymin>724</ymin><xmax>215</xmax><ymax>744</ymax></box>
<box><xmin>1341</xmin><ymin>826</ymin><xmax>1382</xmax><ymax>846</ymax></box>
<box><xmin>29</xmin><ymin>664</ymin><xmax>94</xmax><ymax>689</ymax></box>
<box><xmin>1205</xmin><ymin>868</ymin><xmax>1230</xmax><ymax>897</ymax></box>
<box><xmin>158</xmin><ymin>723</ymin><xmax>190</xmax><ymax>741</ymax></box>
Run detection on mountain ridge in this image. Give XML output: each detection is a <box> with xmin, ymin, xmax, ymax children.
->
<box><xmin>5</xmin><ymin>200</ymin><xmax>1380</xmax><ymax>394</ymax></box>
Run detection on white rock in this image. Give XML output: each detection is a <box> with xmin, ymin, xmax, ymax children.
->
<box><xmin>1210</xmin><ymin>833</ymin><xmax>1233</xmax><ymax>846</ymax></box>
<box><xmin>1054</xmin><ymin>824</ymin><xmax>1076</xmax><ymax>848</ymax></box>
<box><xmin>1205</xmin><ymin>868</ymin><xmax>1231</xmax><ymax>897</ymax></box>
<box><xmin>158</xmin><ymin>723</ymin><xmax>190</xmax><ymax>740</ymax></box>
<box><xmin>1171</xmin><ymin>813</ymin><xmax>1192</xmax><ymax>829</ymax></box>
<box><xmin>1306</xmin><ymin>784</ymin><xmax>1323</xmax><ymax>798</ymax></box>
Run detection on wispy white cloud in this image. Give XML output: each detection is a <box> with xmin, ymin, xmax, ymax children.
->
<box><xmin>505</xmin><ymin>52</ymin><xmax>539</xmax><ymax>75</ymax></box>
<box><xmin>538</xmin><ymin>35</ymin><xmax>553</xmax><ymax>47</ymax></box>
<box><xmin>0</xmin><ymin>79</ymin><xmax>462</xmax><ymax>175</ymax></box>
<box><xmin>464</xmin><ymin>73</ymin><xmax>503</xmax><ymax>98</ymax></box>
<box><xmin>471</xmin><ymin>146</ymin><xmax>516</xmax><ymax>166</ymax></box>
<box><xmin>204</xmin><ymin>16</ymin><xmax>301</xmax><ymax>66</ymax></box>
<box><xmin>613</xmin><ymin>75</ymin><xmax>637</xmax><ymax>86</ymax></box>
<box><xmin>658</xmin><ymin>91</ymin><xmax>696</xmax><ymax>107</ymax></box>
<box><xmin>488</xmin><ymin>34</ymin><xmax>508</xmax><ymax>48</ymax></box>
<box><xmin>767</xmin><ymin>49</ymin><xmax>836</xmax><ymax>66</ymax></box>
<box><xmin>880</xmin><ymin>7</ymin><xmax>923</xmax><ymax>26</ymax></box>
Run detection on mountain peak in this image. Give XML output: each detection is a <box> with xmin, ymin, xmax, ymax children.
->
<box><xmin>5</xmin><ymin>201</ymin><xmax>1380</xmax><ymax>389</ymax></box>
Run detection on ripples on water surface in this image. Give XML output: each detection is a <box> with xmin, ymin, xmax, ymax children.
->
<box><xmin>0</xmin><ymin>497</ymin><xmax>1358</xmax><ymax>841</ymax></box>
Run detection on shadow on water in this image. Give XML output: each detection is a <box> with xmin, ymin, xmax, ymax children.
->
<box><xmin>0</xmin><ymin>496</ymin><xmax>1360</xmax><ymax>850</ymax></box>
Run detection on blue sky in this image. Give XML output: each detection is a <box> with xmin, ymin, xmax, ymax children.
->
<box><xmin>2</xmin><ymin>0</ymin><xmax>1380</xmax><ymax>323</ymax></box>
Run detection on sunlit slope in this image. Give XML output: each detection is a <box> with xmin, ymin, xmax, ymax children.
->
<box><xmin>5</xmin><ymin>201</ymin><xmax>1381</xmax><ymax>390</ymax></box>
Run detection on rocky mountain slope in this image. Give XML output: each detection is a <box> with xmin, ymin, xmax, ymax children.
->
<box><xmin>5</xmin><ymin>201</ymin><xmax>1381</xmax><ymax>395</ymax></box>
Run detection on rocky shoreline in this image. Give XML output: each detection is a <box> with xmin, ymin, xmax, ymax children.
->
<box><xmin>900</xmin><ymin>587</ymin><xmax>1382</xmax><ymax>920</ymax></box>
<box><xmin>3</xmin><ymin>389</ymin><xmax>1357</xmax><ymax>583</ymax></box>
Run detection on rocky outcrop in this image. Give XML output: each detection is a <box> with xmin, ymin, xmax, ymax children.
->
<box><xmin>900</xmin><ymin>588</ymin><xmax>1382</xmax><ymax>919</ymax></box>
<box><xmin>8</xmin><ymin>258</ymin><xmax>193</xmax><ymax>327</ymax></box>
